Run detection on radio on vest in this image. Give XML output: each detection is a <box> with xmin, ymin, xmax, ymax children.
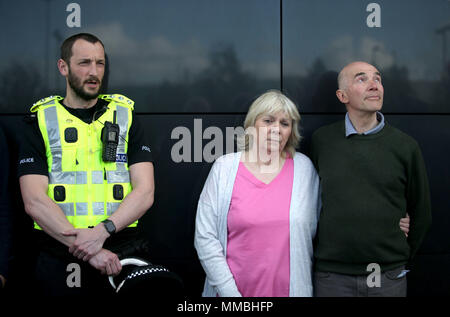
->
<box><xmin>102</xmin><ymin>110</ymin><xmax>120</xmax><ymax>162</ymax></box>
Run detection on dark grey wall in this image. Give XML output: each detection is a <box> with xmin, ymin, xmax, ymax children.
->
<box><xmin>0</xmin><ymin>0</ymin><xmax>449</xmax><ymax>296</ymax></box>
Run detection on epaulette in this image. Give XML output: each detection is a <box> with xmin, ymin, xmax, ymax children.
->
<box><xmin>99</xmin><ymin>94</ymin><xmax>134</xmax><ymax>109</ymax></box>
<box><xmin>30</xmin><ymin>96</ymin><xmax>63</xmax><ymax>112</ymax></box>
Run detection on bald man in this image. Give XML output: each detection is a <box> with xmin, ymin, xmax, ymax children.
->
<box><xmin>310</xmin><ymin>61</ymin><xmax>431</xmax><ymax>297</ymax></box>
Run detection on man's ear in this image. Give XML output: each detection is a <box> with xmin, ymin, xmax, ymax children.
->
<box><xmin>57</xmin><ymin>59</ymin><xmax>69</xmax><ymax>76</ymax></box>
<box><xmin>336</xmin><ymin>89</ymin><xmax>348</xmax><ymax>104</ymax></box>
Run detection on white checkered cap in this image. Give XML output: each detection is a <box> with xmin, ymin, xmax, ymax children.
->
<box><xmin>108</xmin><ymin>257</ymin><xmax>149</xmax><ymax>290</ymax></box>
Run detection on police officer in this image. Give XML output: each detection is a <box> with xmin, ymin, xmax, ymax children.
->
<box><xmin>18</xmin><ymin>33</ymin><xmax>155</xmax><ymax>295</ymax></box>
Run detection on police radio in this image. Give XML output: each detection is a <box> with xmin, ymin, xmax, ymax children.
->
<box><xmin>102</xmin><ymin>111</ymin><xmax>120</xmax><ymax>162</ymax></box>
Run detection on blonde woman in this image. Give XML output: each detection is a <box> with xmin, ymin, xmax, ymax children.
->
<box><xmin>194</xmin><ymin>90</ymin><xmax>320</xmax><ymax>297</ymax></box>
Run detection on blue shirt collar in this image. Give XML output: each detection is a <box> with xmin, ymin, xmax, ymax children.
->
<box><xmin>345</xmin><ymin>112</ymin><xmax>385</xmax><ymax>137</ymax></box>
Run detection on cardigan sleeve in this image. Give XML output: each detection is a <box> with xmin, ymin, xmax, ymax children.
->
<box><xmin>194</xmin><ymin>159</ymin><xmax>241</xmax><ymax>297</ymax></box>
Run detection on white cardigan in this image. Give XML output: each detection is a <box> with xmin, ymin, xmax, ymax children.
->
<box><xmin>194</xmin><ymin>152</ymin><xmax>320</xmax><ymax>297</ymax></box>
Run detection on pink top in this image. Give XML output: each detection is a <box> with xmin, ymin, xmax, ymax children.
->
<box><xmin>226</xmin><ymin>158</ymin><xmax>294</xmax><ymax>297</ymax></box>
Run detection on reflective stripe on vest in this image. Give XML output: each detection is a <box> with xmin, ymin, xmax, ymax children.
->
<box><xmin>44</xmin><ymin>106</ymin><xmax>62</xmax><ymax>172</ymax></box>
<box><xmin>57</xmin><ymin>202</ymin><xmax>120</xmax><ymax>216</ymax></box>
<box><xmin>48</xmin><ymin>170</ymin><xmax>130</xmax><ymax>185</ymax></box>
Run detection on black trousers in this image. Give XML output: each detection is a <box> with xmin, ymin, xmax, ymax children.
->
<box><xmin>33</xmin><ymin>228</ymin><xmax>148</xmax><ymax>296</ymax></box>
<box><xmin>34</xmin><ymin>250</ymin><xmax>115</xmax><ymax>296</ymax></box>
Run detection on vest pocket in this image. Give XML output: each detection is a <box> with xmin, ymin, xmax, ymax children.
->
<box><xmin>113</xmin><ymin>184</ymin><xmax>124</xmax><ymax>200</ymax></box>
<box><xmin>53</xmin><ymin>186</ymin><xmax>66</xmax><ymax>202</ymax></box>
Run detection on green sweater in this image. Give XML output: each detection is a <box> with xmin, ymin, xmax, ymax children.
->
<box><xmin>311</xmin><ymin>121</ymin><xmax>431</xmax><ymax>275</ymax></box>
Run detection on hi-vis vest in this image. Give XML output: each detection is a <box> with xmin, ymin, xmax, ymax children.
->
<box><xmin>31</xmin><ymin>94</ymin><xmax>137</xmax><ymax>229</ymax></box>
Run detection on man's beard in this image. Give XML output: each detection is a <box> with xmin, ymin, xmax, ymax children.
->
<box><xmin>67</xmin><ymin>69</ymin><xmax>102</xmax><ymax>101</ymax></box>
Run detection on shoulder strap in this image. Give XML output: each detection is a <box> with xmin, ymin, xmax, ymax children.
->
<box><xmin>30</xmin><ymin>96</ymin><xmax>63</xmax><ymax>113</ymax></box>
<box><xmin>99</xmin><ymin>94</ymin><xmax>134</xmax><ymax>110</ymax></box>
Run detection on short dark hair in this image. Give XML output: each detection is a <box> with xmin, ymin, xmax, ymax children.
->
<box><xmin>60</xmin><ymin>33</ymin><xmax>105</xmax><ymax>64</ymax></box>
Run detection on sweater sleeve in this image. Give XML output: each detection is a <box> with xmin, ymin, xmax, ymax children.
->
<box><xmin>194</xmin><ymin>160</ymin><xmax>241</xmax><ymax>297</ymax></box>
<box><xmin>406</xmin><ymin>144</ymin><xmax>432</xmax><ymax>261</ymax></box>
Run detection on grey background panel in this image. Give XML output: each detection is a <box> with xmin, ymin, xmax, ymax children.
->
<box><xmin>283</xmin><ymin>0</ymin><xmax>450</xmax><ymax>114</ymax></box>
<box><xmin>0</xmin><ymin>0</ymin><xmax>280</xmax><ymax>114</ymax></box>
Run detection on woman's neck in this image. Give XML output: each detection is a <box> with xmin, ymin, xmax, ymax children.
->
<box><xmin>242</xmin><ymin>149</ymin><xmax>286</xmax><ymax>174</ymax></box>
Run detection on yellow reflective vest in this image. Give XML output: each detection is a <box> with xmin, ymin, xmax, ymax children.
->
<box><xmin>31</xmin><ymin>94</ymin><xmax>137</xmax><ymax>229</ymax></box>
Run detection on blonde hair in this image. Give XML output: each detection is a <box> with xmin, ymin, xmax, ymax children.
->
<box><xmin>239</xmin><ymin>90</ymin><xmax>302</xmax><ymax>157</ymax></box>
